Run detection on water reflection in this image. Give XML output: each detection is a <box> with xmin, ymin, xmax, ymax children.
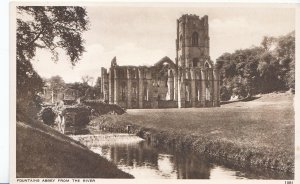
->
<box><xmin>91</xmin><ymin>141</ymin><xmax>214</xmax><ymax>179</ymax></box>
<box><xmin>74</xmin><ymin>134</ymin><xmax>292</xmax><ymax>179</ymax></box>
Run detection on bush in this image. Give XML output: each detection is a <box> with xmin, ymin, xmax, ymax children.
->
<box><xmin>63</xmin><ymin>104</ymin><xmax>91</xmax><ymax>127</ymax></box>
<box><xmin>220</xmin><ymin>86</ymin><xmax>231</xmax><ymax>101</ymax></box>
<box><xmin>82</xmin><ymin>100</ymin><xmax>126</xmax><ymax>116</ymax></box>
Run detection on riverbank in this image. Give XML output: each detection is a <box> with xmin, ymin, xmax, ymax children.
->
<box><xmin>90</xmin><ymin>92</ymin><xmax>294</xmax><ymax>177</ymax></box>
<box><xmin>16</xmin><ymin>121</ymin><xmax>133</xmax><ymax>178</ymax></box>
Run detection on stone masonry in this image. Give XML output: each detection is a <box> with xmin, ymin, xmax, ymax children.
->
<box><xmin>99</xmin><ymin>14</ymin><xmax>220</xmax><ymax>109</ymax></box>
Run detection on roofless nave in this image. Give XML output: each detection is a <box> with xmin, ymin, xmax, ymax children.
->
<box><xmin>100</xmin><ymin>14</ymin><xmax>220</xmax><ymax>109</ymax></box>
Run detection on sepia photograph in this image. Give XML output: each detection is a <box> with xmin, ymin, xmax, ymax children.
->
<box><xmin>10</xmin><ymin>1</ymin><xmax>298</xmax><ymax>182</ymax></box>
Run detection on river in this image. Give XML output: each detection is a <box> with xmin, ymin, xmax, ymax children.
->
<box><xmin>70</xmin><ymin>133</ymin><xmax>291</xmax><ymax>179</ymax></box>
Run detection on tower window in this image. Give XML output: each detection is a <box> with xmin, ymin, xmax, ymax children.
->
<box><xmin>193</xmin><ymin>58</ymin><xmax>199</xmax><ymax>67</ymax></box>
<box><xmin>179</xmin><ymin>35</ymin><xmax>183</xmax><ymax>47</ymax></box>
<box><xmin>192</xmin><ymin>32</ymin><xmax>199</xmax><ymax>46</ymax></box>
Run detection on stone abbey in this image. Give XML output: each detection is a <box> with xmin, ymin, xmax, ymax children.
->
<box><xmin>100</xmin><ymin>14</ymin><xmax>220</xmax><ymax>109</ymax></box>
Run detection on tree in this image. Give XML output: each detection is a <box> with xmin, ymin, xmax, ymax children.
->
<box><xmin>48</xmin><ymin>76</ymin><xmax>65</xmax><ymax>92</ymax></box>
<box><xmin>47</xmin><ymin>76</ymin><xmax>65</xmax><ymax>103</ymax></box>
<box><xmin>95</xmin><ymin>77</ymin><xmax>101</xmax><ymax>87</ymax></box>
<box><xmin>261</xmin><ymin>36</ymin><xmax>276</xmax><ymax>51</ymax></box>
<box><xmin>216</xmin><ymin>31</ymin><xmax>295</xmax><ymax>100</ymax></box>
<box><xmin>93</xmin><ymin>77</ymin><xmax>102</xmax><ymax>99</ymax></box>
<box><xmin>275</xmin><ymin>31</ymin><xmax>295</xmax><ymax>90</ymax></box>
<box><xmin>68</xmin><ymin>82</ymin><xmax>90</xmax><ymax>98</ymax></box>
<box><xmin>81</xmin><ymin>75</ymin><xmax>94</xmax><ymax>85</ymax></box>
<box><xmin>17</xmin><ymin>6</ymin><xmax>89</xmax><ymax>120</ymax></box>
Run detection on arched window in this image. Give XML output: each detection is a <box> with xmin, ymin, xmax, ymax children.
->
<box><xmin>179</xmin><ymin>35</ymin><xmax>183</xmax><ymax>47</ymax></box>
<box><xmin>192</xmin><ymin>32</ymin><xmax>198</xmax><ymax>46</ymax></box>
<box><xmin>206</xmin><ymin>87</ymin><xmax>211</xmax><ymax>101</ymax></box>
<box><xmin>193</xmin><ymin>58</ymin><xmax>199</xmax><ymax>67</ymax></box>
<box><xmin>143</xmin><ymin>82</ymin><xmax>148</xmax><ymax>101</ymax></box>
<box><xmin>132</xmin><ymin>82</ymin><xmax>137</xmax><ymax>98</ymax></box>
<box><xmin>185</xmin><ymin>83</ymin><xmax>191</xmax><ymax>101</ymax></box>
<box><xmin>132</xmin><ymin>70</ymin><xmax>136</xmax><ymax>79</ymax></box>
<box><xmin>205</xmin><ymin>62</ymin><xmax>210</xmax><ymax>69</ymax></box>
<box><xmin>121</xmin><ymin>82</ymin><xmax>126</xmax><ymax>101</ymax></box>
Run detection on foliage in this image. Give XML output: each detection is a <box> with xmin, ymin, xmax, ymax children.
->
<box><xmin>93</xmin><ymin>77</ymin><xmax>102</xmax><ymax>99</ymax></box>
<box><xmin>46</xmin><ymin>76</ymin><xmax>66</xmax><ymax>99</ymax></box>
<box><xmin>16</xmin><ymin>6</ymin><xmax>89</xmax><ymax>120</ymax></box>
<box><xmin>81</xmin><ymin>75</ymin><xmax>94</xmax><ymax>85</ymax></box>
<box><xmin>68</xmin><ymin>82</ymin><xmax>91</xmax><ymax>98</ymax></box>
<box><xmin>216</xmin><ymin>31</ymin><xmax>295</xmax><ymax>100</ymax></box>
<box><xmin>83</xmin><ymin>100</ymin><xmax>126</xmax><ymax>117</ymax></box>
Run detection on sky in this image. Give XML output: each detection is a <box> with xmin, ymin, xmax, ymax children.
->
<box><xmin>31</xmin><ymin>4</ymin><xmax>295</xmax><ymax>83</ymax></box>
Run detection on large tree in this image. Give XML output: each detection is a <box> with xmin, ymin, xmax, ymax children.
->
<box><xmin>16</xmin><ymin>6</ymin><xmax>89</xmax><ymax>120</ymax></box>
<box><xmin>216</xmin><ymin>31</ymin><xmax>295</xmax><ymax>101</ymax></box>
<box><xmin>17</xmin><ymin>6</ymin><xmax>89</xmax><ymax>98</ymax></box>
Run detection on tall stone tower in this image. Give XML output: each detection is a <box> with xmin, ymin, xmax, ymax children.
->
<box><xmin>176</xmin><ymin>14</ymin><xmax>211</xmax><ymax>68</ymax></box>
<box><xmin>175</xmin><ymin>14</ymin><xmax>219</xmax><ymax>108</ymax></box>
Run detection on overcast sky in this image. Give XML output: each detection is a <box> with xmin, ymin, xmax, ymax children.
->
<box><xmin>31</xmin><ymin>4</ymin><xmax>295</xmax><ymax>83</ymax></box>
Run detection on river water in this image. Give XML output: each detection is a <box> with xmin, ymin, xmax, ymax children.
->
<box><xmin>70</xmin><ymin>134</ymin><xmax>291</xmax><ymax>179</ymax></box>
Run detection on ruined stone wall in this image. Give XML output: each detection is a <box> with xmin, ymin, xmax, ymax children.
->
<box><xmin>99</xmin><ymin>14</ymin><xmax>220</xmax><ymax>109</ymax></box>
<box><xmin>104</xmin><ymin>63</ymin><xmax>219</xmax><ymax>109</ymax></box>
<box><xmin>100</xmin><ymin>67</ymin><xmax>109</xmax><ymax>102</ymax></box>
<box><xmin>177</xmin><ymin>68</ymin><xmax>220</xmax><ymax>108</ymax></box>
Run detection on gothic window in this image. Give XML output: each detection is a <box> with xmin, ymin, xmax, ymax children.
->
<box><xmin>192</xmin><ymin>32</ymin><xmax>199</xmax><ymax>46</ymax></box>
<box><xmin>193</xmin><ymin>58</ymin><xmax>199</xmax><ymax>67</ymax></box>
<box><xmin>185</xmin><ymin>83</ymin><xmax>191</xmax><ymax>101</ymax></box>
<box><xmin>196</xmin><ymin>85</ymin><xmax>200</xmax><ymax>101</ymax></box>
<box><xmin>206</xmin><ymin>87</ymin><xmax>211</xmax><ymax>101</ymax></box>
<box><xmin>165</xmin><ymin>77</ymin><xmax>168</xmax><ymax>87</ymax></box>
<box><xmin>206</xmin><ymin>81</ymin><xmax>211</xmax><ymax>101</ymax></box>
<box><xmin>180</xmin><ymin>35</ymin><xmax>183</xmax><ymax>47</ymax></box>
<box><xmin>205</xmin><ymin>61</ymin><xmax>210</xmax><ymax>69</ymax></box>
<box><xmin>167</xmin><ymin>71</ymin><xmax>174</xmax><ymax>101</ymax></box>
<box><xmin>132</xmin><ymin>82</ymin><xmax>138</xmax><ymax>100</ymax></box>
<box><xmin>143</xmin><ymin>82</ymin><xmax>148</xmax><ymax>101</ymax></box>
<box><xmin>124</xmin><ymin>70</ymin><xmax>127</xmax><ymax>78</ymax></box>
<box><xmin>157</xmin><ymin>77</ymin><xmax>161</xmax><ymax>87</ymax></box>
<box><xmin>121</xmin><ymin>82</ymin><xmax>126</xmax><ymax>101</ymax></box>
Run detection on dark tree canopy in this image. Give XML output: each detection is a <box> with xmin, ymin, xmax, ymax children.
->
<box><xmin>17</xmin><ymin>6</ymin><xmax>89</xmax><ymax>65</ymax></box>
<box><xmin>16</xmin><ymin>6</ymin><xmax>89</xmax><ymax>121</ymax></box>
<box><xmin>216</xmin><ymin>31</ymin><xmax>295</xmax><ymax>101</ymax></box>
<box><xmin>17</xmin><ymin>6</ymin><xmax>89</xmax><ymax>101</ymax></box>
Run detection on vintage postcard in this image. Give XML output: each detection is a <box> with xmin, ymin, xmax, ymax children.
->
<box><xmin>10</xmin><ymin>1</ymin><xmax>299</xmax><ymax>184</ymax></box>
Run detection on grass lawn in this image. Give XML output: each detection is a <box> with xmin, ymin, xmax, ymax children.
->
<box><xmin>17</xmin><ymin>121</ymin><xmax>133</xmax><ymax>178</ymax></box>
<box><xmin>95</xmin><ymin>92</ymin><xmax>294</xmax><ymax>173</ymax></box>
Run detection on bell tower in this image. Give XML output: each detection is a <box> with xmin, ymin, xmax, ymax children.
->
<box><xmin>176</xmin><ymin>14</ymin><xmax>211</xmax><ymax>68</ymax></box>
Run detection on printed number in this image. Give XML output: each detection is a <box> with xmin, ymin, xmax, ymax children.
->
<box><xmin>285</xmin><ymin>181</ymin><xmax>293</xmax><ymax>184</ymax></box>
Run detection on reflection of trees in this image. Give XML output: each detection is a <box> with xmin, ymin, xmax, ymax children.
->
<box><xmin>109</xmin><ymin>142</ymin><xmax>159</xmax><ymax>168</ymax></box>
<box><xmin>105</xmin><ymin>141</ymin><xmax>212</xmax><ymax>179</ymax></box>
<box><xmin>174</xmin><ymin>153</ymin><xmax>212</xmax><ymax>179</ymax></box>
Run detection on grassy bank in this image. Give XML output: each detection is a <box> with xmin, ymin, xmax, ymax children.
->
<box><xmin>90</xmin><ymin>92</ymin><xmax>294</xmax><ymax>176</ymax></box>
<box><xmin>17</xmin><ymin>121</ymin><xmax>133</xmax><ymax>178</ymax></box>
